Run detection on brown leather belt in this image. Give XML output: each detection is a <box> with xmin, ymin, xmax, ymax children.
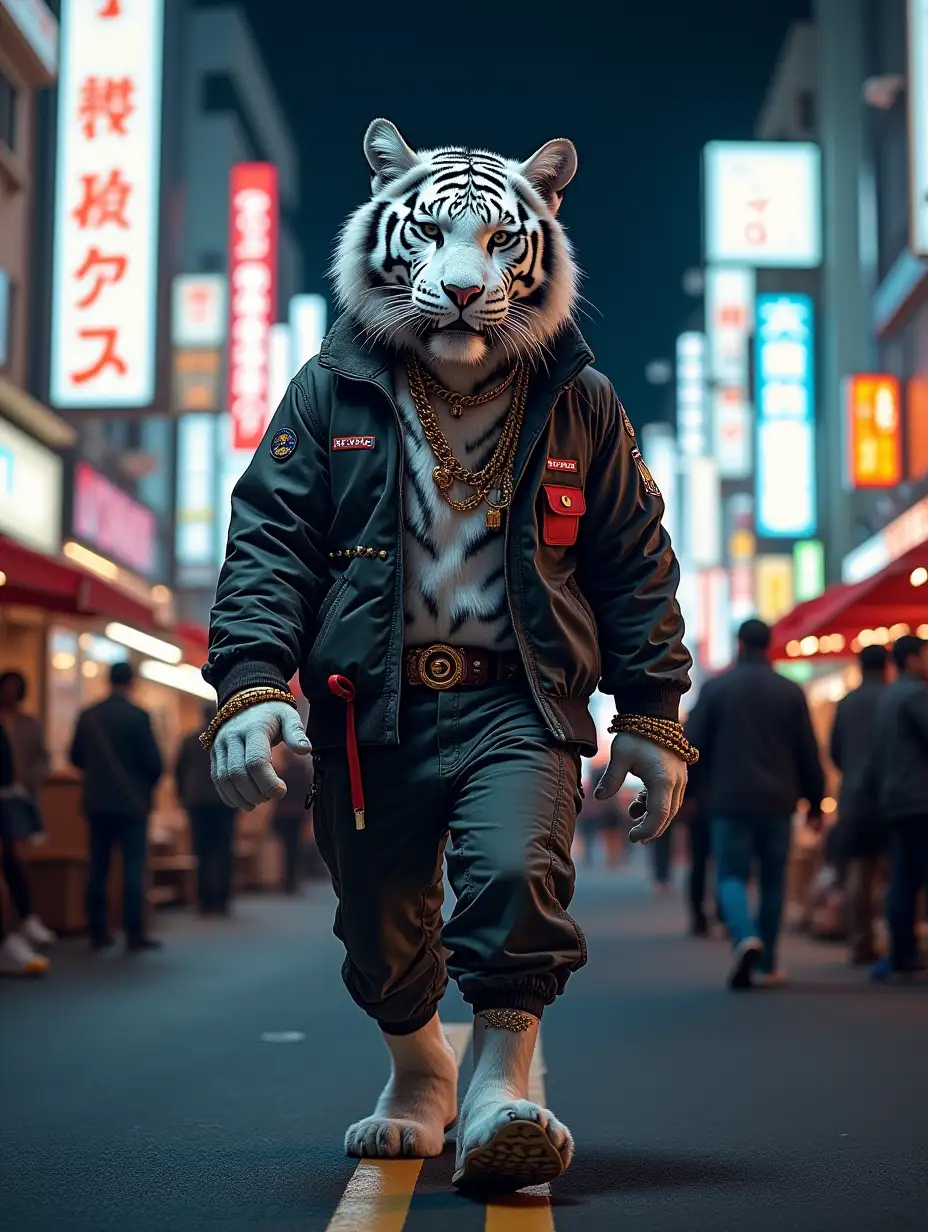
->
<box><xmin>404</xmin><ymin>644</ymin><xmax>523</xmax><ymax>691</ymax></box>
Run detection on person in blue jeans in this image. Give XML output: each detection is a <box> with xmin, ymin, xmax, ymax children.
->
<box><xmin>867</xmin><ymin>634</ymin><xmax>928</xmax><ymax>982</ymax></box>
<box><xmin>686</xmin><ymin>620</ymin><xmax>824</xmax><ymax>989</ymax></box>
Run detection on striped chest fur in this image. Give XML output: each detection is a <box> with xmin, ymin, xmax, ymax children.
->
<box><xmin>395</xmin><ymin>365</ymin><xmax>516</xmax><ymax>651</ymax></box>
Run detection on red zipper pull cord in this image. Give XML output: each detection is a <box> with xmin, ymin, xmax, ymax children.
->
<box><xmin>327</xmin><ymin>675</ymin><xmax>365</xmax><ymax>831</ymax></box>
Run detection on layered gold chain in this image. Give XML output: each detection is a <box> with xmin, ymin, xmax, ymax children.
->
<box><xmin>417</xmin><ymin>363</ymin><xmax>519</xmax><ymax>418</ymax></box>
<box><xmin>405</xmin><ymin>356</ymin><xmax>528</xmax><ymax>531</ymax></box>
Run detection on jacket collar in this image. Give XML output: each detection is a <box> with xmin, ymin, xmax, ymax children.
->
<box><xmin>318</xmin><ymin>311</ymin><xmax>594</xmax><ymax>394</ymax></box>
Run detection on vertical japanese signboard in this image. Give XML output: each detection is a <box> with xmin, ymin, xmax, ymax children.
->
<box><xmin>703</xmin><ymin>142</ymin><xmax>822</xmax><ymax>268</ymax></box>
<box><xmin>50</xmin><ymin>0</ymin><xmax>164</xmax><ymax>409</ymax></box>
<box><xmin>754</xmin><ymin>294</ymin><xmax>816</xmax><ymax>539</ymax></box>
<box><xmin>228</xmin><ymin>163</ymin><xmax>278</xmax><ymax>451</ymax></box>
<box><xmin>845</xmin><ymin>375</ymin><xmax>902</xmax><ymax>489</ymax></box>
<box><xmin>675</xmin><ymin>332</ymin><xmax>707</xmax><ymax>458</ymax></box>
<box><xmin>910</xmin><ymin>0</ymin><xmax>928</xmax><ymax>255</ymax></box>
<box><xmin>705</xmin><ymin>267</ymin><xmax>755</xmax><ymax>478</ymax></box>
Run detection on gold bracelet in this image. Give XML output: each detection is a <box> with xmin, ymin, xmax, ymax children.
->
<box><xmin>608</xmin><ymin>714</ymin><xmax>700</xmax><ymax>766</ymax></box>
<box><xmin>199</xmin><ymin>686</ymin><xmax>299</xmax><ymax>754</ymax></box>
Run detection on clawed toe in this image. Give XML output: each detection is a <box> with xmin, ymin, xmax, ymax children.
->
<box><xmin>454</xmin><ymin>1102</ymin><xmax>574</xmax><ymax>1193</ymax></box>
<box><xmin>345</xmin><ymin>1116</ymin><xmax>445</xmax><ymax>1160</ymax></box>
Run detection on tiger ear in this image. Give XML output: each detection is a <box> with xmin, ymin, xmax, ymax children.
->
<box><xmin>363</xmin><ymin>119</ymin><xmax>420</xmax><ymax>190</ymax></box>
<box><xmin>518</xmin><ymin>139</ymin><xmax>578</xmax><ymax>215</ymax></box>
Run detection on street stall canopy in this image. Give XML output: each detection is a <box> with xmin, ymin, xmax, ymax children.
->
<box><xmin>771</xmin><ymin>545</ymin><xmax>928</xmax><ymax>661</ymax></box>
<box><xmin>0</xmin><ymin>534</ymin><xmax>157</xmax><ymax>630</ymax></box>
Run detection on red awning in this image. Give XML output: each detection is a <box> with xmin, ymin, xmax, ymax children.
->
<box><xmin>771</xmin><ymin>544</ymin><xmax>928</xmax><ymax>659</ymax></box>
<box><xmin>0</xmin><ymin>535</ymin><xmax>158</xmax><ymax>630</ymax></box>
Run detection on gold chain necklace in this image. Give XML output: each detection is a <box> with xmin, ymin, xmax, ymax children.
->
<box><xmin>406</xmin><ymin>356</ymin><xmax>528</xmax><ymax>531</ymax></box>
<box><xmin>417</xmin><ymin>364</ymin><xmax>519</xmax><ymax>418</ymax></box>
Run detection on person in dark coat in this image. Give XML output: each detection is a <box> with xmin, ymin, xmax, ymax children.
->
<box><xmin>828</xmin><ymin>644</ymin><xmax>890</xmax><ymax>964</ymax></box>
<box><xmin>868</xmin><ymin>634</ymin><xmax>928</xmax><ymax>982</ymax></box>
<box><xmin>176</xmin><ymin>704</ymin><xmax>237</xmax><ymax>915</ymax></box>
<box><xmin>686</xmin><ymin>619</ymin><xmax>825</xmax><ymax>990</ymax></box>
<box><xmin>272</xmin><ymin>743</ymin><xmax>314</xmax><ymax>894</ymax></box>
<box><xmin>69</xmin><ymin>661</ymin><xmax>163</xmax><ymax>952</ymax></box>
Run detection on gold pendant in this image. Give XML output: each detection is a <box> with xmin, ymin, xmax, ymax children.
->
<box><xmin>486</xmin><ymin>508</ymin><xmax>502</xmax><ymax>531</ymax></box>
<box><xmin>433</xmin><ymin>465</ymin><xmax>454</xmax><ymax>492</ymax></box>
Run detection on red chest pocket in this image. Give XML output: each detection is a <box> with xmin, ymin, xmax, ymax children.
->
<box><xmin>542</xmin><ymin>484</ymin><xmax>586</xmax><ymax>547</ymax></box>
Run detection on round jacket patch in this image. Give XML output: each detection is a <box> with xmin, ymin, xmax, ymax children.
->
<box><xmin>619</xmin><ymin>402</ymin><xmax>636</xmax><ymax>438</ymax></box>
<box><xmin>270</xmin><ymin>427</ymin><xmax>297</xmax><ymax>460</ymax></box>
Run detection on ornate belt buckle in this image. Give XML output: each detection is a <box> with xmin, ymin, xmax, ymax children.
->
<box><xmin>419</xmin><ymin>644</ymin><xmax>464</xmax><ymax>691</ymax></box>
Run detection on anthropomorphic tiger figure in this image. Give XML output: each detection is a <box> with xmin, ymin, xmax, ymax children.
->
<box><xmin>204</xmin><ymin>119</ymin><xmax>694</xmax><ymax>1193</ymax></box>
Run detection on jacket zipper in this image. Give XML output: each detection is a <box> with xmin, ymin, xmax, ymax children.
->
<box><xmin>325</xmin><ymin>365</ymin><xmax>408</xmax><ymax>743</ymax></box>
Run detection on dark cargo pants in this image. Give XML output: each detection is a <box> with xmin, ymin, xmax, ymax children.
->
<box><xmin>312</xmin><ymin>683</ymin><xmax>587</xmax><ymax>1034</ymax></box>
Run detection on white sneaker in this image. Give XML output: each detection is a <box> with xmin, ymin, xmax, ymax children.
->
<box><xmin>21</xmin><ymin>914</ymin><xmax>57</xmax><ymax>948</ymax></box>
<box><xmin>0</xmin><ymin>932</ymin><xmax>50</xmax><ymax>976</ymax></box>
<box><xmin>728</xmin><ymin>936</ymin><xmax>764</xmax><ymax>990</ymax></box>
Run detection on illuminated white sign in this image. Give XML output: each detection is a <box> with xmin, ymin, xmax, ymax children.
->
<box><xmin>50</xmin><ymin>0</ymin><xmax>165</xmax><ymax>409</ymax></box>
<box><xmin>268</xmin><ymin>322</ymin><xmax>292</xmax><ymax>421</ymax></box>
<box><xmin>842</xmin><ymin>493</ymin><xmax>928</xmax><ymax>583</ymax></box>
<box><xmin>0</xmin><ymin>417</ymin><xmax>62</xmax><ymax>553</ymax></box>
<box><xmin>1</xmin><ymin>0</ymin><xmax>58</xmax><ymax>74</ymax></box>
<box><xmin>755</xmin><ymin>293</ymin><xmax>816</xmax><ymax>539</ymax></box>
<box><xmin>704</xmin><ymin>141</ymin><xmax>822</xmax><ymax>268</ymax></box>
<box><xmin>705</xmin><ymin>266</ymin><xmax>755</xmax><ymax>478</ymax></box>
<box><xmin>685</xmin><ymin>455</ymin><xmax>722</xmax><ymax>569</ymax></box>
<box><xmin>910</xmin><ymin>0</ymin><xmax>928</xmax><ymax>254</ymax></box>
<box><xmin>172</xmin><ymin>275</ymin><xmax>226</xmax><ymax>348</ymax></box>
<box><xmin>289</xmin><ymin>294</ymin><xmax>327</xmax><ymax>371</ymax></box>
<box><xmin>703</xmin><ymin>567</ymin><xmax>733</xmax><ymax>671</ymax></box>
<box><xmin>675</xmin><ymin>332</ymin><xmax>707</xmax><ymax>457</ymax></box>
<box><xmin>216</xmin><ymin>414</ymin><xmax>251</xmax><ymax>569</ymax></box>
<box><xmin>175</xmin><ymin>413</ymin><xmax>216</xmax><ymax>570</ymax></box>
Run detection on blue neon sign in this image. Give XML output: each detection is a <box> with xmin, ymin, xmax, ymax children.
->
<box><xmin>754</xmin><ymin>293</ymin><xmax>816</xmax><ymax>539</ymax></box>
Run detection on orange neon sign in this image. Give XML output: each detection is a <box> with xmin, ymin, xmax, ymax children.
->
<box><xmin>847</xmin><ymin>375</ymin><xmax>902</xmax><ymax>488</ymax></box>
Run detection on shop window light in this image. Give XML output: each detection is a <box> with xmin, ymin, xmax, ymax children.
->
<box><xmin>138</xmin><ymin>659</ymin><xmax>216</xmax><ymax>701</ymax></box>
<box><xmin>918</xmin><ymin>625</ymin><xmax>928</xmax><ymax>639</ymax></box>
<box><xmin>786</xmin><ymin>640</ymin><xmax>802</xmax><ymax>657</ymax></box>
<box><xmin>911</xmin><ymin>567</ymin><xmax>928</xmax><ymax>588</ymax></box>
<box><xmin>889</xmin><ymin>623</ymin><xmax>911</xmax><ymax>640</ymax></box>
<box><xmin>799</xmin><ymin>636</ymin><xmax>819</xmax><ymax>656</ymax></box>
<box><xmin>0</xmin><ymin>571</ymin><xmax>6</xmax><ymax>586</ymax></box>
<box><xmin>104</xmin><ymin>623</ymin><xmax>182</xmax><ymax>665</ymax></box>
<box><xmin>63</xmin><ymin>541</ymin><xmax>120</xmax><ymax>581</ymax></box>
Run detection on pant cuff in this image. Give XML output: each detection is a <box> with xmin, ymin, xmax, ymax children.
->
<box><xmin>377</xmin><ymin>1006</ymin><xmax>439</xmax><ymax>1037</ymax></box>
<box><xmin>472</xmin><ymin>993</ymin><xmax>547</xmax><ymax>1021</ymax></box>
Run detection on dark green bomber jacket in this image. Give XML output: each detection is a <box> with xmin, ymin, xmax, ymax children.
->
<box><xmin>204</xmin><ymin>313</ymin><xmax>692</xmax><ymax>756</ymax></box>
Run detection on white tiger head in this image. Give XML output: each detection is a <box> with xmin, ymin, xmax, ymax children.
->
<box><xmin>333</xmin><ymin>119</ymin><xmax>579</xmax><ymax>371</ymax></box>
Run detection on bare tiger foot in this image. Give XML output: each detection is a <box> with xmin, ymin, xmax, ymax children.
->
<box><xmin>453</xmin><ymin>1088</ymin><xmax>573</xmax><ymax>1192</ymax></box>
<box><xmin>344</xmin><ymin>1019</ymin><xmax>458</xmax><ymax>1160</ymax></box>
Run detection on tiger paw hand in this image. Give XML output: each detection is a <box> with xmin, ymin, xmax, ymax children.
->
<box><xmin>210</xmin><ymin>701</ymin><xmax>311</xmax><ymax>812</ymax></box>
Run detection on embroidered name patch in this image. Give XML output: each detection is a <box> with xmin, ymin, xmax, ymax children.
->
<box><xmin>270</xmin><ymin>428</ymin><xmax>297</xmax><ymax>460</ymax></box>
<box><xmin>631</xmin><ymin>447</ymin><xmax>660</xmax><ymax>497</ymax></box>
<box><xmin>547</xmin><ymin>458</ymin><xmax>578</xmax><ymax>473</ymax></box>
<box><xmin>332</xmin><ymin>436</ymin><xmax>376</xmax><ymax>451</ymax></box>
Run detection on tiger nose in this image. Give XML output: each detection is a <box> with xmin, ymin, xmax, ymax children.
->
<box><xmin>443</xmin><ymin>283</ymin><xmax>484</xmax><ymax>309</ymax></box>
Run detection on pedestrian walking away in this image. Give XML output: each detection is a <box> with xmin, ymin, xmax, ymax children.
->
<box><xmin>176</xmin><ymin>703</ymin><xmax>237</xmax><ymax>916</ymax></box>
<box><xmin>828</xmin><ymin>644</ymin><xmax>890</xmax><ymax>965</ymax></box>
<box><xmin>0</xmin><ymin>671</ymin><xmax>56</xmax><ymax>968</ymax></box>
<box><xmin>69</xmin><ymin>661</ymin><xmax>164</xmax><ymax>953</ymax></box>
<box><xmin>687</xmin><ymin>619</ymin><xmax>825</xmax><ymax>990</ymax></box>
<box><xmin>0</xmin><ymin>716</ymin><xmax>49</xmax><ymax>976</ymax></box>
<box><xmin>867</xmin><ymin>634</ymin><xmax>928</xmax><ymax>983</ymax></box>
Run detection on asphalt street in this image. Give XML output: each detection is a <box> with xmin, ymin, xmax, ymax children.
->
<box><xmin>2</xmin><ymin>863</ymin><xmax>926</xmax><ymax>1232</ymax></box>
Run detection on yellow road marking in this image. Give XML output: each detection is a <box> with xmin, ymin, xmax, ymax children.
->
<box><xmin>484</xmin><ymin>1029</ymin><xmax>556</xmax><ymax>1232</ymax></box>
<box><xmin>324</xmin><ymin>1021</ymin><xmax>473</xmax><ymax>1231</ymax></box>
<box><xmin>325</xmin><ymin>1160</ymin><xmax>424</xmax><ymax>1232</ymax></box>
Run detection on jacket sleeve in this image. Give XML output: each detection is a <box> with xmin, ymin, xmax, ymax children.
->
<box><xmin>69</xmin><ymin>713</ymin><xmax>86</xmax><ymax>771</ymax></box>
<box><xmin>204</xmin><ymin>369</ymin><xmax>332</xmax><ymax>705</ymax></box>
<box><xmin>794</xmin><ymin>687</ymin><xmax>825</xmax><ymax>812</ymax></box>
<box><xmin>139</xmin><ymin>713</ymin><xmax>163</xmax><ymax>789</ymax></box>
<box><xmin>576</xmin><ymin>378</ymin><xmax>692</xmax><ymax>720</ymax></box>
<box><xmin>828</xmin><ymin>701</ymin><xmax>844</xmax><ymax>770</ymax></box>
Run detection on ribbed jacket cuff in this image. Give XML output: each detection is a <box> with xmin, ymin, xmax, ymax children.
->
<box><xmin>612</xmin><ymin>684</ymin><xmax>685</xmax><ymax>722</ymax></box>
<box><xmin>210</xmin><ymin>660</ymin><xmax>291</xmax><ymax>707</ymax></box>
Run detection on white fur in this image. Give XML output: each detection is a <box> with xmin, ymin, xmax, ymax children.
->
<box><xmin>396</xmin><ymin>365</ymin><xmax>515</xmax><ymax>650</ymax></box>
<box><xmin>332</xmin><ymin>120</ymin><xmax>580</xmax><ymax>377</ymax></box>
